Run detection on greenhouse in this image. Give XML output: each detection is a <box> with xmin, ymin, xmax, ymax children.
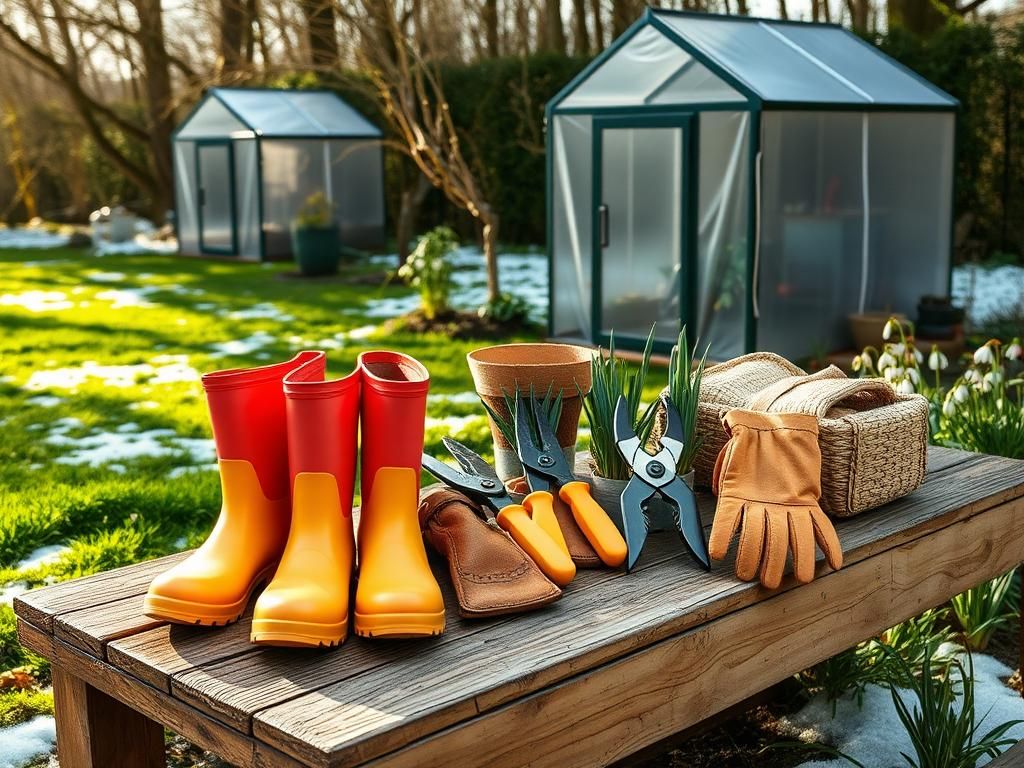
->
<box><xmin>173</xmin><ymin>87</ymin><xmax>385</xmax><ymax>261</ymax></box>
<box><xmin>546</xmin><ymin>9</ymin><xmax>958</xmax><ymax>361</ymax></box>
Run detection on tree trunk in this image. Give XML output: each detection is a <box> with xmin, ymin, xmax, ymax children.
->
<box><xmin>886</xmin><ymin>0</ymin><xmax>946</xmax><ymax>35</ymax></box>
<box><xmin>541</xmin><ymin>0</ymin><xmax>566</xmax><ymax>54</ymax></box>
<box><xmin>130</xmin><ymin>0</ymin><xmax>175</xmax><ymax>220</ymax></box>
<box><xmin>590</xmin><ymin>0</ymin><xmax>605</xmax><ymax>49</ymax></box>
<box><xmin>219</xmin><ymin>0</ymin><xmax>245</xmax><ymax>72</ymax></box>
<box><xmin>737</xmin><ymin>0</ymin><xmax>749</xmax><ymax>14</ymax></box>
<box><xmin>396</xmin><ymin>174</ymin><xmax>433</xmax><ymax>264</ymax></box>
<box><xmin>611</xmin><ymin>0</ymin><xmax>637</xmax><ymax>39</ymax></box>
<box><xmin>301</xmin><ymin>0</ymin><xmax>339</xmax><ymax>69</ymax></box>
<box><xmin>571</xmin><ymin>0</ymin><xmax>590</xmax><ymax>55</ymax></box>
<box><xmin>482</xmin><ymin>0</ymin><xmax>499</xmax><ymax>57</ymax></box>
<box><xmin>481</xmin><ymin>210</ymin><xmax>500</xmax><ymax>302</ymax></box>
<box><xmin>847</xmin><ymin>0</ymin><xmax>870</xmax><ymax>32</ymax></box>
<box><xmin>778</xmin><ymin>0</ymin><xmax>789</xmax><ymax>19</ymax></box>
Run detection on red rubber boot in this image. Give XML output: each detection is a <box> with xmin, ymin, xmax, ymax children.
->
<box><xmin>144</xmin><ymin>351</ymin><xmax>320</xmax><ymax>626</ymax></box>
<box><xmin>251</xmin><ymin>352</ymin><xmax>360</xmax><ymax>648</ymax></box>
<box><xmin>354</xmin><ymin>351</ymin><xmax>445</xmax><ymax>638</ymax></box>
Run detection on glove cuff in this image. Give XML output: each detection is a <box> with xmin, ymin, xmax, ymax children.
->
<box><xmin>723</xmin><ymin>408</ymin><xmax>819</xmax><ymax>437</ymax></box>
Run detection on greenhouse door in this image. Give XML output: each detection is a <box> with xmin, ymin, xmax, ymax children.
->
<box><xmin>592</xmin><ymin>115</ymin><xmax>693</xmax><ymax>352</ymax></box>
<box><xmin>196</xmin><ymin>141</ymin><xmax>237</xmax><ymax>255</ymax></box>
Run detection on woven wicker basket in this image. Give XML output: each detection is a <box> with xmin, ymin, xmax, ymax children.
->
<box><xmin>664</xmin><ymin>353</ymin><xmax>929</xmax><ymax>518</ymax></box>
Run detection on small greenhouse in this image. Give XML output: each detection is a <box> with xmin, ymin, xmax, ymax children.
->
<box><xmin>173</xmin><ymin>87</ymin><xmax>385</xmax><ymax>261</ymax></box>
<box><xmin>546</xmin><ymin>9</ymin><xmax>957</xmax><ymax>361</ymax></box>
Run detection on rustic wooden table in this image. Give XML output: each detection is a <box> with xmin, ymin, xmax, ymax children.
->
<box><xmin>15</xmin><ymin>446</ymin><xmax>1024</xmax><ymax>768</ymax></box>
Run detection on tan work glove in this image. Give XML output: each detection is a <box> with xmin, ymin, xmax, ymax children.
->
<box><xmin>710</xmin><ymin>409</ymin><xmax>843</xmax><ymax>589</ymax></box>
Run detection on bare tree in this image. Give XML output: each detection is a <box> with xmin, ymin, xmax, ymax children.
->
<box><xmin>301</xmin><ymin>0</ymin><xmax>339</xmax><ymax>68</ymax></box>
<box><xmin>357</xmin><ymin>0</ymin><xmax>502</xmax><ymax>301</ymax></box>
<box><xmin>571</xmin><ymin>0</ymin><xmax>589</xmax><ymax>55</ymax></box>
<box><xmin>541</xmin><ymin>0</ymin><xmax>567</xmax><ymax>53</ymax></box>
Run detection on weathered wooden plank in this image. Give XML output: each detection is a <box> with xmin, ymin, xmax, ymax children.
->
<box><xmin>55</xmin><ymin>592</ymin><xmax>164</xmax><ymax>658</ymax></box>
<box><xmin>926</xmin><ymin>444</ymin><xmax>976</xmax><ymax>473</ymax></box>
<box><xmin>252</xmin><ymin>452</ymin><xmax>1024</xmax><ymax>766</ymax></box>
<box><xmin>986</xmin><ymin>739</ymin><xmax>1024</xmax><ymax>767</ymax></box>
<box><xmin>107</xmin><ymin>610</ymin><xmax>256</xmax><ymax>692</ymax></box>
<box><xmin>359</xmin><ymin>493</ymin><xmax>1024</xmax><ymax>768</ymax></box>
<box><xmin>52</xmin><ymin>665</ymin><xmax>164</xmax><ymax>768</ymax></box>
<box><xmin>13</xmin><ymin>551</ymin><xmax>187</xmax><ymax>632</ymax></box>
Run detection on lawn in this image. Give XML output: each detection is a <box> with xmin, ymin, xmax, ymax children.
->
<box><xmin>0</xmin><ymin>245</ymin><xmax>545</xmax><ymax>722</ymax></box>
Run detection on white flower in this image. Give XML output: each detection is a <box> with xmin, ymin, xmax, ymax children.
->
<box><xmin>878</xmin><ymin>351</ymin><xmax>897</xmax><ymax>370</ymax></box>
<box><xmin>943</xmin><ymin>398</ymin><xmax>956</xmax><ymax>417</ymax></box>
<box><xmin>897</xmin><ymin>378</ymin><xmax>916</xmax><ymax>395</ymax></box>
<box><xmin>883</xmin><ymin>367</ymin><xmax>897</xmax><ymax>382</ymax></box>
<box><xmin>979</xmin><ymin>377</ymin><xmax>993</xmax><ymax>393</ymax></box>
<box><xmin>913</xmin><ymin>347</ymin><xmax>924</xmax><ymax>364</ymax></box>
<box><xmin>907</xmin><ymin>367</ymin><xmax>921</xmax><ymax>385</ymax></box>
<box><xmin>953</xmin><ymin>383</ymin><xmax>969</xmax><ymax>402</ymax></box>
<box><xmin>851</xmin><ymin>355</ymin><xmax>863</xmax><ymax>372</ymax></box>
<box><xmin>882</xmin><ymin>318</ymin><xmax>896</xmax><ymax>340</ymax></box>
<box><xmin>984</xmin><ymin>370</ymin><xmax>1002</xmax><ymax>386</ymax></box>
<box><xmin>965</xmin><ymin>368</ymin><xmax>981</xmax><ymax>384</ymax></box>
<box><xmin>1007</xmin><ymin>340</ymin><xmax>1022</xmax><ymax>361</ymax></box>
<box><xmin>928</xmin><ymin>348</ymin><xmax>949</xmax><ymax>371</ymax></box>
<box><xmin>974</xmin><ymin>344</ymin><xmax>995</xmax><ymax>365</ymax></box>
<box><xmin>891</xmin><ymin>342</ymin><xmax>906</xmax><ymax>356</ymax></box>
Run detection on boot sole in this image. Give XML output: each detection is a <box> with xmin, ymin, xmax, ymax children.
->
<box><xmin>250</xmin><ymin>618</ymin><xmax>348</xmax><ymax>648</ymax></box>
<box><xmin>353</xmin><ymin>610</ymin><xmax>446</xmax><ymax>639</ymax></box>
<box><xmin>142</xmin><ymin>564</ymin><xmax>276</xmax><ymax>627</ymax></box>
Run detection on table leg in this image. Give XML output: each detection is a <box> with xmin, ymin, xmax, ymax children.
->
<box><xmin>1020</xmin><ymin>564</ymin><xmax>1024</xmax><ymax>698</ymax></box>
<box><xmin>52</xmin><ymin>665</ymin><xmax>164</xmax><ymax>768</ymax></box>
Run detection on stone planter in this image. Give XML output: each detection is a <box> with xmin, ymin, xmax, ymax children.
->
<box><xmin>291</xmin><ymin>224</ymin><xmax>341</xmax><ymax>276</ymax></box>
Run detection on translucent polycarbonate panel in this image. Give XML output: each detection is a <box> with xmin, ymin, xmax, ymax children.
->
<box><xmin>657</xmin><ymin>15</ymin><xmax>866</xmax><ymax>103</ymax></box>
<box><xmin>696</xmin><ymin>111</ymin><xmax>750</xmax><ymax>361</ymax></box>
<box><xmin>233</xmin><ymin>139</ymin><xmax>260</xmax><ymax>259</ymax></box>
<box><xmin>559</xmin><ymin>25</ymin><xmax>692</xmax><ymax>107</ymax></box>
<box><xmin>197</xmin><ymin>143</ymin><xmax>234</xmax><ymax>253</ymax></box>
<box><xmin>551</xmin><ymin>115</ymin><xmax>593</xmax><ymax>339</ymax></box>
<box><xmin>647</xmin><ymin>60</ymin><xmax>745</xmax><ymax>105</ymax></box>
<box><xmin>173</xmin><ymin>141</ymin><xmax>199</xmax><ymax>254</ymax></box>
<box><xmin>773</xmin><ymin>26</ymin><xmax>956</xmax><ymax>106</ymax></box>
<box><xmin>215</xmin><ymin>90</ymin><xmax>320</xmax><ymax>136</ymax></box>
<box><xmin>758</xmin><ymin>112</ymin><xmax>867</xmax><ymax>360</ymax></box>
<box><xmin>287</xmin><ymin>92</ymin><xmax>382</xmax><ymax>137</ymax></box>
<box><xmin>176</xmin><ymin>96</ymin><xmax>248</xmax><ymax>138</ymax></box>
<box><xmin>599</xmin><ymin>126</ymin><xmax>683</xmax><ymax>343</ymax></box>
<box><xmin>260</xmin><ymin>140</ymin><xmax>328</xmax><ymax>258</ymax></box>
<box><xmin>328</xmin><ymin>139</ymin><xmax>385</xmax><ymax>248</ymax></box>
<box><xmin>863</xmin><ymin>113</ymin><xmax>954</xmax><ymax>314</ymax></box>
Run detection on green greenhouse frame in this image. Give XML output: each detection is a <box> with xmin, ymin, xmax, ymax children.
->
<box><xmin>545</xmin><ymin>8</ymin><xmax>959</xmax><ymax>361</ymax></box>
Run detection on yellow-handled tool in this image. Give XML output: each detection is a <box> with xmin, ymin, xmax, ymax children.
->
<box><xmin>422</xmin><ymin>439</ymin><xmax>576</xmax><ymax>586</ymax></box>
<box><xmin>515</xmin><ymin>394</ymin><xmax>628</xmax><ymax>568</ymax></box>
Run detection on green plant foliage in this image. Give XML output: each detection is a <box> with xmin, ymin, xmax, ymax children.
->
<box><xmin>397</xmin><ymin>226</ymin><xmax>458</xmax><ymax>320</ymax></box>
<box><xmin>883</xmin><ymin>644</ymin><xmax>1022</xmax><ymax>768</ymax></box>
<box><xmin>666</xmin><ymin>326</ymin><xmax>708</xmax><ymax>475</ymax></box>
<box><xmin>478</xmin><ymin>292</ymin><xmax>532</xmax><ymax>325</ymax></box>
<box><xmin>950</xmin><ymin>570</ymin><xmax>1020</xmax><ymax>651</ymax></box>
<box><xmin>480</xmin><ymin>383</ymin><xmax>562</xmax><ymax>449</ymax></box>
<box><xmin>0</xmin><ymin>688</ymin><xmax>54</xmax><ymax>728</ymax></box>
<box><xmin>582</xmin><ymin>329</ymin><xmax>657</xmax><ymax>481</ymax></box>
<box><xmin>292</xmin><ymin>190</ymin><xmax>334</xmax><ymax>229</ymax></box>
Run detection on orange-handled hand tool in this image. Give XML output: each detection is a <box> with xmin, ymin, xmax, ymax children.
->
<box><xmin>422</xmin><ymin>439</ymin><xmax>576</xmax><ymax>586</ymax></box>
<box><xmin>514</xmin><ymin>393</ymin><xmax>628</xmax><ymax>569</ymax></box>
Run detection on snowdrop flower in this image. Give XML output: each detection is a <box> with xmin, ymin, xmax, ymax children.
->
<box><xmin>882</xmin><ymin>318</ymin><xmax>896</xmax><ymax>341</ymax></box>
<box><xmin>974</xmin><ymin>344</ymin><xmax>995</xmax><ymax>365</ymax></box>
<box><xmin>1007</xmin><ymin>338</ymin><xmax>1022</xmax><ymax>361</ymax></box>
<box><xmin>964</xmin><ymin>368</ymin><xmax>982</xmax><ymax>384</ymax></box>
<box><xmin>851</xmin><ymin>354</ymin><xmax>863</xmax><ymax>372</ymax></box>
<box><xmin>891</xmin><ymin>342</ymin><xmax>905</xmax><ymax>356</ymax></box>
<box><xmin>897</xmin><ymin>378</ymin><xmax>916</xmax><ymax>395</ymax></box>
<box><xmin>979</xmin><ymin>377</ymin><xmax>993</xmax><ymax>393</ymax></box>
<box><xmin>883</xmin><ymin>367</ymin><xmax>897</xmax><ymax>382</ymax></box>
<box><xmin>877</xmin><ymin>351</ymin><xmax>897</xmax><ymax>370</ymax></box>
<box><xmin>928</xmin><ymin>347</ymin><xmax>949</xmax><ymax>371</ymax></box>
<box><xmin>984</xmin><ymin>370</ymin><xmax>1002</xmax><ymax>386</ymax></box>
<box><xmin>912</xmin><ymin>346</ymin><xmax>924</xmax><ymax>364</ymax></box>
<box><xmin>942</xmin><ymin>398</ymin><xmax>956</xmax><ymax>417</ymax></box>
<box><xmin>953</xmin><ymin>383</ymin><xmax>970</xmax><ymax>403</ymax></box>
<box><xmin>907</xmin><ymin>367</ymin><xmax>921</xmax><ymax>385</ymax></box>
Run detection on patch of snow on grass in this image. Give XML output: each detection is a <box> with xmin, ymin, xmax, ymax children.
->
<box><xmin>227</xmin><ymin>302</ymin><xmax>295</xmax><ymax>322</ymax></box>
<box><xmin>46</xmin><ymin>424</ymin><xmax>215</xmax><ymax>468</ymax></box>
<box><xmin>427</xmin><ymin>391</ymin><xmax>481</xmax><ymax>405</ymax></box>
<box><xmin>425</xmin><ymin>414</ymin><xmax>486</xmax><ymax>434</ymax></box>
<box><xmin>0</xmin><ymin>716</ymin><xmax>56</xmax><ymax>768</ymax></box>
<box><xmin>94</xmin><ymin>286</ymin><xmax>158</xmax><ymax>309</ymax></box>
<box><xmin>788</xmin><ymin>653</ymin><xmax>1024</xmax><ymax>768</ymax></box>
<box><xmin>85</xmin><ymin>270</ymin><xmax>127</xmax><ymax>282</ymax></box>
<box><xmin>0</xmin><ymin>226</ymin><xmax>70</xmax><ymax>249</ymax></box>
<box><xmin>209</xmin><ymin>331</ymin><xmax>277</xmax><ymax>357</ymax></box>
<box><xmin>94</xmin><ymin>233</ymin><xmax>177</xmax><ymax>256</ymax></box>
<box><xmin>168</xmin><ymin>463</ymin><xmax>219</xmax><ymax>479</ymax></box>
<box><xmin>0</xmin><ymin>290</ymin><xmax>74</xmax><ymax>312</ymax></box>
<box><xmin>25</xmin><ymin>395</ymin><xmax>62</xmax><ymax>408</ymax></box>
<box><xmin>345</xmin><ymin>324</ymin><xmax>379</xmax><ymax>340</ymax></box>
<box><xmin>952</xmin><ymin>263</ymin><xmax>1024</xmax><ymax>326</ymax></box>
<box><xmin>0</xmin><ymin>582</ymin><xmax>29</xmax><ymax>606</ymax></box>
<box><xmin>24</xmin><ymin>357</ymin><xmax>199</xmax><ymax>390</ymax></box>
<box><xmin>17</xmin><ymin>544</ymin><xmax>71</xmax><ymax>571</ymax></box>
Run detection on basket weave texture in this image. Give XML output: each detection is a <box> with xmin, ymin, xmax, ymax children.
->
<box><xmin>666</xmin><ymin>352</ymin><xmax>929</xmax><ymax>518</ymax></box>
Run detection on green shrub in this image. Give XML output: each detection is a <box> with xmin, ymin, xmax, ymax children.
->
<box><xmin>0</xmin><ymin>688</ymin><xmax>54</xmax><ymax>728</ymax></box>
<box><xmin>950</xmin><ymin>570</ymin><xmax>1019</xmax><ymax>651</ymax></box>
<box><xmin>398</xmin><ymin>226</ymin><xmax>458</xmax><ymax>320</ymax></box>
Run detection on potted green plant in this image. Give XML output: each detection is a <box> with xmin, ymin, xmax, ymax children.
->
<box><xmin>291</xmin><ymin>191</ymin><xmax>340</xmax><ymax>276</ymax></box>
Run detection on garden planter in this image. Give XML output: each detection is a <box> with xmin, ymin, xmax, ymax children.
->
<box><xmin>916</xmin><ymin>295</ymin><xmax>965</xmax><ymax>341</ymax></box>
<box><xmin>847</xmin><ymin>311</ymin><xmax>907</xmax><ymax>351</ymax></box>
<box><xmin>583</xmin><ymin>456</ymin><xmax>695</xmax><ymax>535</ymax></box>
<box><xmin>468</xmin><ymin>343</ymin><xmax>592</xmax><ymax>481</ymax></box>
<box><xmin>291</xmin><ymin>224</ymin><xmax>341</xmax><ymax>276</ymax></box>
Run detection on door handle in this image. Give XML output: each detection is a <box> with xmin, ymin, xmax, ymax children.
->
<box><xmin>598</xmin><ymin>204</ymin><xmax>609</xmax><ymax>248</ymax></box>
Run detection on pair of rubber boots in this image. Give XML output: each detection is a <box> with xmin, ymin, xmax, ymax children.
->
<box><xmin>143</xmin><ymin>350</ymin><xmax>445</xmax><ymax>647</ymax></box>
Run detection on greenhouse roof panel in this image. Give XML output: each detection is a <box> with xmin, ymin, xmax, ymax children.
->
<box><xmin>652</xmin><ymin>11</ymin><xmax>957</xmax><ymax>107</ymax></box>
<box><xmin>208</xmin><ymin>88</ymin><xmax>383</xmax><ymax>138</ymax></box>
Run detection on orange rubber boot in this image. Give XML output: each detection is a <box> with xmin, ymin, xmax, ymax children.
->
<box><xmin>251</xmin><ymin>353</ymin><xmax>360</xmax><ymax>648</ymax></box>
<box><xmin>144</xmin><ymin>351</ymin><xmax>320</xmax><ymax>626</ymax></box>
<box><xmin>353</xmin><ymin>351</ymin><xmax>445</xmax><ymax>639</ymax></box>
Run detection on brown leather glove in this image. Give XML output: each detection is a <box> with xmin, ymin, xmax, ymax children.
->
<box><xmin>710</xmin><ymin>409</ymin><xmax>843</xmax><ymax>589</ymax></box>
<box><xmin>419</xmin><ymin>488</ymin><xmax>562</xmax><ymax>618</ymax></box>
<box><xmin>505</xmin><ymin>476</ymin><xmax>602</xmax><ymax>568</ymax></box>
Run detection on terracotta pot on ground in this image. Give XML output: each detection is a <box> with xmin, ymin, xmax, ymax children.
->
<box><xmin>467</xmin><ymin>343</ymin><xmax>592</xmax><ymax>481</ymax></box>
<box><xmin>847</xmin><ymin>311</ymin><xmax>908</xmax><ymax>352</ymax></box>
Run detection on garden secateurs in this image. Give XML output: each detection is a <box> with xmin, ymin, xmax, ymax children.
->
<box><xmin>422</xmin><ymin>437</ymin><xmax>577</xmax><ymax>586</ymax></box>
<box><xmin>613</xmin><ymin>394</ymin><xmax>711</xmax><ymax>573</ymax></box>
<box><xmin>514</xmin><ymin>393</ymin><xmax>628</xmax><ymax>568</ymax></box>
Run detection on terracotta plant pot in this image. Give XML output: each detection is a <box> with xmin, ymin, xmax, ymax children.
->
<box><xmin>468</xmin><ymin>343</ymin><xmax>592</xmax><ymax>481</ymax></box>
<box><xmin>847</xmin><ymin>311</ymin><xmax>908</xmax><ymax>352</ymax></box>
